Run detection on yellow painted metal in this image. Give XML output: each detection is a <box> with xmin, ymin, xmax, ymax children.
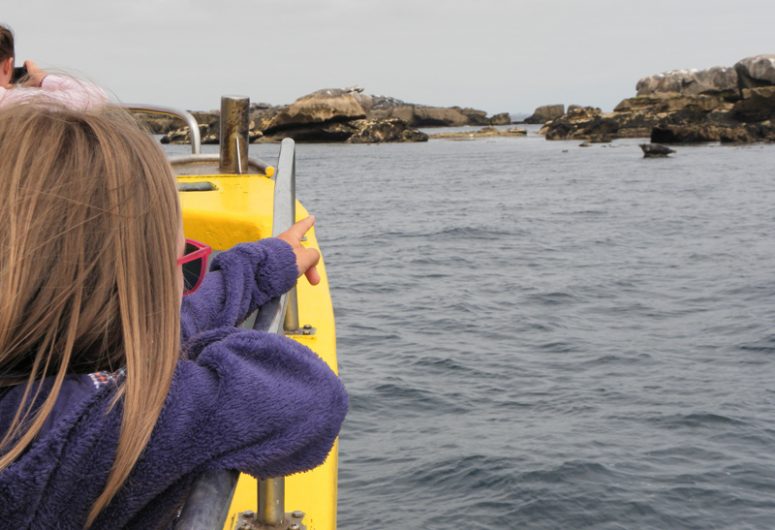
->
<box><xmin>177</xmin><ymin>173</ymin><xmax>339</xmax><ymax>530</ymax></box>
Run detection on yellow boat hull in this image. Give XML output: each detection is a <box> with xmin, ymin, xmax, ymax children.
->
<box><xmin>178</xmin><ymin>172</ymin><xmax>339</xmax><ymax>530</ymax></box>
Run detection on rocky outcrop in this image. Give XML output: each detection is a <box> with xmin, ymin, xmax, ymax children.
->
<box><xmin>651</xmin><ymin>122</ymin><xmax>775</xmax><ymax>144</ymax></box>
<box><xmin>369</xmin><ymin>104</ymin><xmax>458</xmax><ymax>126</ymax></box>
<box><xmin>348</xmin><ymin>119</ymin><xmax>429</xmax><ymax>143</ymax></box>
<box><xmin>734</xmin><ymin>55</ymin><xmax>775</xmax><ymax>90</ymax></box>
<box><xmin>524</xmin><ymin>104</ymin><xmax>565</xmax><ymax>124</ymax></box>
<box><xmin>368</xmin><ymin>104</ymin><xmax>490</xmax><ymax>127</ymax></box>
<box><xmin>261</xmin><ymin>89</ymin><xmax>431</xmax><ymax>143</ymax></box>
<box><xmin>365</xmin><ymin>94</ymin><xmax>509</xmax><ymax>127</ymax></box>
<box><xmin>489</xmin><ymin>112</ymin><xmax>512</xmax><ymax>125</ymax></box>
<box><xmin>134</xmin><ymin>112</ymin><xmax>179</xmax><ymax>134</ymax></box>
<box><xmin>161</xmin><ymin>115</ymin><xmax>429</xmax><ymax>145</ymax></box>
<box><xmin>264</xmin><ymin>122</ymin><xmax>358</xmax><ymax>143</ymax></box>
<box><xmin>636</xmin><ymin>67</ymin><xmax>738</xmax><ymax>97</ymax></box>
<box><xmin>541</xmin><ymin>54</ymin><xmax>775</xmax><ymax>144</ymax></box>
<box><xmin>248</xmin><ymin>103</ymin><xmax>283</xmax><ymax>134</ymax></box>
<box><xmin>458</xmin><ymin>107</ymin><xmax>491</xmax><ymax>126</ymax></box>
<box><xmin>160</xmin><ymin>123</ymin><xmax>210</xmax><ymax>145</ymax></box>
<box><xmin>148</xmin><ymin>88</ymin><xmax>506</xmax><ymax>144</ymax></box>
<box><xmin>157</xmin><ymin>89</ymin><xmax>426</xmax><ymax>144</ymax></box>
<box><xmin>732</xmin><ymin>86</ymin><xmax>775</xmax><ymax>122</ymax></box>
<box><xmin>540</xmin><ymin>106</ymin><xmax>620</xmax><ymax>142</ymax></box>
<box><xmin>262</xmin><ymin>88</ymin><xmax>370</xmax><ymax>135</ymax></box>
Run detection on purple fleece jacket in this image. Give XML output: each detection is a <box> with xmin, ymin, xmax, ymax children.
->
<box><xmin>0</xmin><ymin>238</ymin><xmax>348</xmax><ymax>529</ymax></box>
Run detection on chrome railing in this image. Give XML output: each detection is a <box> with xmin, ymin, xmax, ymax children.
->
<box><xmin>124</xmin><ymin>103</ymin><xmax>202</xmax><ymax>154</ymax></box>
<box><xmin>251</xmin><ymin>138</ymin><xmax>298</xmax><ymax>530</ymax></box>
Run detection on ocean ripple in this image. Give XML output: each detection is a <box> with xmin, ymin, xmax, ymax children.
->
<box><xmin>243</xmin><ymin>139</ymin><xmax>775</xmax><ymax>529</ymax></box>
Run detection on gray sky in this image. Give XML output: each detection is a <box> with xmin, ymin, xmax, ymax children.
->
<box><xmin>4</xmin><ymin>0</ymin><xmax>774</xmax><ymax>114</ymax></box>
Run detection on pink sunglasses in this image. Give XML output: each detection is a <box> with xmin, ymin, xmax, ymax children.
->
<box><xmin>177</xmin><ymin>239</ymin><xmax>211</xmax><ymax>295</ymax></box>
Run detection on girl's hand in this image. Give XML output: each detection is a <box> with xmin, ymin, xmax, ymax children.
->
<box><xmin>277</xmin><ymin>216</ymin><xmax>321</xmax><ymax>286</ymax></box>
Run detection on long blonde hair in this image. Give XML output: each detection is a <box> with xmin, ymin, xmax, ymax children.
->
<box><xmin>0</xmin><ymin>103</ymin><xmax>181</xmax><ymax>526</ymax></box>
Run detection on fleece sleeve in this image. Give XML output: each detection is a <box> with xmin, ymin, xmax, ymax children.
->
<box><xmin>78</xmin><ymin>327</ymin><xmax>346</xmax><ymax>529</ymax></box>
<box><xmin>132</xmin><ymin>327</ymin><xmax>347</xmax><ymax>483</ymax></box>
<box><xmin>180</xmin><ymin>238</ymin><xmax>298</xmax><ymax>341</ymax></box>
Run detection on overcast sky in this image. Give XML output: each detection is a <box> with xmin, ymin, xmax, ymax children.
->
<box><xmin>4</xmin><ymin>0</ymin><xmax>773</xmax><ymax>114</ymax></box>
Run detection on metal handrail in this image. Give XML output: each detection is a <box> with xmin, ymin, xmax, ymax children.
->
<box><xmin>275</xmin><ymin>139</ymin><xmax>300</xmax><ymax>334</ymax></box>
<box><xmin>124</xmin><ymin>103</ymin><xmax>202</xmax><ymax>155</ymax></box>
<box><xmin>173</xmin><ymin>131</ymin><xmax>299</xmax><ymax>530</ymax></box>
<box><xmin>254</xmin><ymin>138</ymin><xmax>297</xmax><ymax>528</ymax></box>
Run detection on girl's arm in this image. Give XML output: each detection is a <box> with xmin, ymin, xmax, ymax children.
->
<box><xmin>180</xmin><ymin>238</ymin><xmax>298</xmax><ymax>340</ymax></box>
<box><xmin>86</xmin><ymin>327</ymin><xmax>346</xmax><ymax>528</ymax></box>
<box><xmin>160</xmin><ymin>328</ymin><xmax>347</xmax><ymax>478</ymax></box>
<box><xmin>180</xmin><ymin>216</ymin><xmax>320</xmax><ymax>340</ymax></box>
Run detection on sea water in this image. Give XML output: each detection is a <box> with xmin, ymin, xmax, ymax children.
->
<box><xmin>173</xmin><ymin>129</ymin><xmax>775</xmax><ymax>529</ymax></box>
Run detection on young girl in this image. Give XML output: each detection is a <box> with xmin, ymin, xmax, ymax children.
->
<box><xmin>0</xmin><ymin>103</ymin><xmax>347</xmax><ymax>528</ymax></box>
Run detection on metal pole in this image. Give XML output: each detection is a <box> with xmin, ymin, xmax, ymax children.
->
<box><xmin>274</xmin><ymin>138</ymin><xmax>300</xmax><ymax>332</ymax></box>
<box><xmin>219</xmin><ymin>96</ymin><xmax>250</xmax><ymax>174</ymax></box>
<box><xmin>258</xmin><ymin>477</ymin><xmax>286</xmax><ymax>526</ymax></box>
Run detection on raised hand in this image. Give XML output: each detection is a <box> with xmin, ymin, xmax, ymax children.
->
<box><xmin>22</xmin><ymin>60</ymin><xmax>47</xmax><ymax>87</ymax></box>
<box><xmin>277</xmin><ymin>216</ymin><xmax>321</xmax><ymax>286</ymax></box>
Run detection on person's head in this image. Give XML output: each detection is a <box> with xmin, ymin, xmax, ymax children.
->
<box><xmin>0</xmin><ymin>24</ymin><xmax>15</xmax><ymax>86</ymax></box>
<box><xmin>0</xmin><ymin>103</ymin><xmax>181</xmax><ymax>526</ymax></box>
